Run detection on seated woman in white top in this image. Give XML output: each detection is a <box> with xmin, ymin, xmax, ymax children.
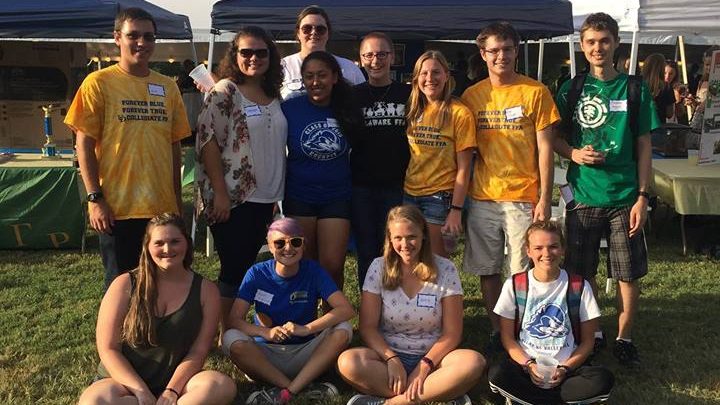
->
<box><xmin>337</xmin><ymin>205</ymin><xmax>485</xmax><ymax>405</ymax></box>
<box><xmin>280</xmin><ymin>5</ymin><xmax>365</xmax><ymax>100</ymax></box>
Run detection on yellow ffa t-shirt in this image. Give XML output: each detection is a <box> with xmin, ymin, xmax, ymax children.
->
<box><xmin>462</xmin><ymin>75</ymin><xmax>559</xmax><ymax>203</ymax></box>
<box><xmin>65</xmin><ymin>64</ymin><xmax>191</xmax><ymax>220</ymax></box>
<box><xmin>404</xmin><ymin>99</ymin><xmax>477</xmax><ymax>196</ymax></box>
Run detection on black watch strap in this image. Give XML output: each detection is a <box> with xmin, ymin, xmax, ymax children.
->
<box><xmin>87</xmin><ymin>191</ymin><xmax>104</xmax><ymax>202</ymax></box>
<box><xmin>638</xmin><ymin>190</ymin><xmax>650</xmax><ymax>200</ymax></box>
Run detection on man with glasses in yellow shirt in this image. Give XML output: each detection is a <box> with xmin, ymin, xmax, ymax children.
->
<box><xmin>461</xmin><ymin>22</ymin><xmax>559</xmax><ymax>353</ymax></box>
<box><xmin>65</xmin><ymin>8</ymin><xmax>191</xmax><ymax>289</ymax></box>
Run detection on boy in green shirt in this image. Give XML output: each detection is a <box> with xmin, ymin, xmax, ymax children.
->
<box><xmin>554</xmin><ymin>12</ymin><xmax>661</xmax><ymax>366</ymax></box>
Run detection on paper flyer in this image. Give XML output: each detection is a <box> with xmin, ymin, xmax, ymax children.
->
<box><xmin>698</xmin><ymin>50</ymin><xmax>720</xmax><ymax>165</ymax></box>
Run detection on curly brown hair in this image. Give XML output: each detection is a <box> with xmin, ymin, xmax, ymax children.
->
<box><xmin>217</xmin><ymin>26</ymin><xmax>283</xmax><ymax>99</ymax></box>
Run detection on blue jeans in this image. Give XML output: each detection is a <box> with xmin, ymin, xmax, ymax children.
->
<box><xmin>351</xmin><ymin>185</ymin><xmax>403</xmax><ymax>291</ymax></box>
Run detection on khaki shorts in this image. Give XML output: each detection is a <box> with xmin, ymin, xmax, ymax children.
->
<box><xmin>463</xmin><ymin>200</ymin><xmax>533</xmax><ymax>276</ymax></box>
<box><xmin>222</xmin><ymin>322</ymin><xmax>352</xmax><ymax>378</ymax></box>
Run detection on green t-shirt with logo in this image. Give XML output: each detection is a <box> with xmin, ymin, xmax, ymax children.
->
<box><xmin>556</xmin><ymin>73</ymin><xmax>660</xmax><ymax>207</ymax></box>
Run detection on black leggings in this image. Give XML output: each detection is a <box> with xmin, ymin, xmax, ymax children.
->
<box><xmin>210</xmin><ymin>202</ymin><xmax>274</xmax><ymax>297</ymax></box>
<box><xmin>489</xmin><ymin>357</ymin><xmax>614</xmax><ymax>404</ymax></box>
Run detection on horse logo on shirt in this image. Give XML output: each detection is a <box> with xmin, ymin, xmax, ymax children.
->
<box><xmin>300</xmin><ymin>120</ymin><xmax>347</xmax><ymax>161</ymax></box>
<box><xmin>525</xmin><ymin>303</ymin><xmax>569</xmax><ymax>339</ymax></box>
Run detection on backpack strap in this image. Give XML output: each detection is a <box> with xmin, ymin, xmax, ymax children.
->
<box><xmin>512</xmin><ymin>272</ymin><xmax>529</xmax><ymax>340</ymax></box>
<box><xmin>627</xmin><ymin>74</ymin><xmax>642</xmax><ymax>161</ymax></box>
<box><xmin>566</xmin><ymin>273</ymin><xmax>585</xmax><ymax>343</ymax></box>
<box><xmin>560</xmin><ymin>73</ymin><xmax>588</xmax><ymax>144</ymax></box>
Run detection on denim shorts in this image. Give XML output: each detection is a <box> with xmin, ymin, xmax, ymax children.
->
<box><xmin>403</xmin><ymin>191</ymin><xmax>452</xmax><ymax>225</ymax></box>
<box><xmin>282</xmin><ymin>197</ymin><xmax>351</xmax><ymax>219</ymax></box>
<box><xmin>396</xmin><ymin>351</ymin><xmax>424</xmax><ymax>375</ymax></box>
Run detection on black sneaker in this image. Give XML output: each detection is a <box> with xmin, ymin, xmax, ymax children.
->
<box><xmin>485</xmin><ymin>331</ymin><xmax>504</xmax><ymax>356</ymax></box>
<box><xmin>613</xmin><ymin>339</ymin><xmax>640</xmax><ymax>366</ymax></box>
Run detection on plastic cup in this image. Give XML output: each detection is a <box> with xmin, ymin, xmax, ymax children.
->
<box><xmin>687</xmin><ymin>149</ymin><xmax>699</xmax><ymax>165</ymax></box>
<box><xmin>535</xmin><ymin>355</ymin><xmax>559</xmax><ymax>389</ymax></box>
<box><xmin>189</xmin><ymin>64</ymin><xmax>215</xmax><ymax>92</ymax></box>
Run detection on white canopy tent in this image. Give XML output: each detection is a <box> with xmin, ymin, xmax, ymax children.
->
<box><xmin>565</xmin><ymin>0</ymin><xmax>720</xmax><ymax>78</ymax></box>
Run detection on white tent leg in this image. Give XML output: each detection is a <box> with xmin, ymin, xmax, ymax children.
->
<box><xmin>537</xmin><ymin>39</ymin><xmax>545</xmax><ymax>82</ymax></box>
<box><xmin>629</xmin><ymin>30</ymin><xmax>639</xmax><ymax>75</ymax></box>
<box><xmin>524</xmin><ymin>40</ymin><xmax>529</xmax><ymax>75</ymax></box>
<box><xmin>207</xmin><ymin>29</ymin><xmax>216</xmax><ymax>70</ymax></box>
<box><xmin>568</xmin><ymin>35</ymin><xmax>576</xmax><ymax>78</ymax></box>
<box><xmin>678</xmin><ymin>35</ymin><xmax>693</xmax><ymax>119</ymax></box>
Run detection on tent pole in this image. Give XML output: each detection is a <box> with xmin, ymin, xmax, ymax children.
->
<box><xmin>208</xmin><ymin>28</ymin><xmax>217</xmax><ymax>69</ymax></box>
<box><xmin>190</xmin><ymin>38</ymin><xmax>198</xmax><ymax>65</ymax></box>
<box><xmin>568</xmin><ymin>35</ymin><xmax>576</xmax><ymax>78</ymax></box>
<box><xmin>524</xmin><ymin>40</ymin><xmax>529</xmax><ymax>75</ymax></box>
<box><xmin>537</xmin><ymin>39</ymin><xmax>545</xmax><ymax>82</ymax></box>
<box><xmin>629</xmin><ymin>30</ymin><xmax>639</xmax><ymax>75</ymax></box>
<box><xmin>678</xmin><ymin>35</ymin><xmax>692</xmax><ymax>119</ymax></box>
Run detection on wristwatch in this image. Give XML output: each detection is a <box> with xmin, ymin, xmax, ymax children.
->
<box><xmin>87</xmin><ymin>191</ymin><xmax>104</xmax><ymax>203</ymax></box>
<box><xmin>637</xmin><ymin>190</ymin><xmax>651</xmax><ymax>200</ymax></box>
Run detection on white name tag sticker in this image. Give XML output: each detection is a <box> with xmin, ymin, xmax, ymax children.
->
<box><xmin>147</xmin><ymin>83</ymin><xmax>165</xmax><ymax>97</ymax></box>
<box><xmin>254</xmin><ymin>289</ymin><xmax>274</xmax><ymax>306</ymax></box>
<box><xmin>417</xmin><ymin>293</ymin><xmax>437</xmax><ymax>308</ymax></box>
<box><xmin>326</xmin><ymin>118</ymin><xmax>339</xmax><ymax>127</ymax></box>
<box><xmin>504</xmin><ymin>105</ymin><xmax>523</xmax><ymax>121</ymax></box>
<box><xmin>244</xmin><ymin>105</ymin><xmax>262</xmax><ymax>117</ymax></box>
<box><xmin>609</xmin><ymin>99</ymin><xmax>627</xmax><ymax>112</ymax></box>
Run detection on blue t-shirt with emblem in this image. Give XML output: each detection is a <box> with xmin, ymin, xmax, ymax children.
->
<box><xmin>237</xmin><ymin>258</ymin><xmax>339</xmax><ymax>344</ymax></box>
<box><xmin>282</xmin><ymin>96</ymin><xmax>351</xmax><ymax>203</ymax></box>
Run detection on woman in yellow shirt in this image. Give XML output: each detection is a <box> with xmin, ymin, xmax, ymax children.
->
<box><xmin>404</xmin><ymin>51</ymin><xmax>476</xmax><ymax>257</ymax></box>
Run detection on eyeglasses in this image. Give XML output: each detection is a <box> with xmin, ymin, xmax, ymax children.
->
<box><xmin>300</xmin><ymin>24</ymin><xmax>328</xmax><ymax>35</ymax></box>
<box><xmin>238</xmin><ymin>48</ymin><xmax>269</xmax><ymax>59</ymax></box>
<box><xmin>272</xmin><ymin>237</ymin><xmax>304</xmax><ymax>249</ymax></box>
<box><xmin>118</xmin><ymin>31</ymin><xmax>156</xmax><ymax>42</ymax></box>
<box><xmin>482</xmin><ymin>46</ymin><xmax>516</xmax><ymax>56</ymax></box>
<box><xmin>361</xmin><ymin>51</ymin><xmax>391</xmax><ymax>61</ymax></box>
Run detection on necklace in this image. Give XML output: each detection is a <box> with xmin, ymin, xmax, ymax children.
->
<box><xmin>368</xmin><ymin>82</ymin><xmax>393</xmax><ymax>103</ymax></box>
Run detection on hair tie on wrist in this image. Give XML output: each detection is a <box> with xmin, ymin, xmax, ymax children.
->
<box><xmin>165</xmin><ymin>387</ymin><xmax>179</xmax><ymax>397</ymax></box>
<box><xmin>385</xmin><ymin>354</ymin><xmax>399</xmax><ymax>362</ymax></box>
<box><xmin>421</xmin><ymin>356</ymin><xmax>435</xmax><ymax>369</ymax></box>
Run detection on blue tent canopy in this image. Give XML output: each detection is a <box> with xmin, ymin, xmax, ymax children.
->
<box><xmin>0</xmin><ymin>0</ymin><xmax>192</xmax><ymax>40</ymax></box>
<box><xmin>211</xmin><ymin>0</ymin><xmax>574</xmax><ymax>40</ymax></box>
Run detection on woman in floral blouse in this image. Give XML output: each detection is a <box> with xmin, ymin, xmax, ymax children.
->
<box><xmin>195</xmin><ymin>26</ymin><xmax>287</xmax><ymax>325</ymax></box>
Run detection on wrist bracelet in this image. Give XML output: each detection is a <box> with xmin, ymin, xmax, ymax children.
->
<box><xmin>450</xmin><ymin>204</ymin><xmax>463</xmax><ymax>211</ymax></box>
<box><xmin>421</xmin><ymin>356</ymin><xmax>435</xmax><ymax>369</ymax></box>
<box><xmin>523</xmin><ymin>358</ymin><xmax>536</xmax><ymax>373</ymax></box>
<box><xmin>557</xmin><ymin>364</ymin><xmax>571</xmax><ymax>373</ymax></box>
<box><xmin>165</xmin><ymin>387</ymin><xmax>179</xmax><ymax>397</ymax></box>
<box><xmin>385</xmin><ymin>354</ymin><xmax>399</xmax><ymax>363</ymax></box>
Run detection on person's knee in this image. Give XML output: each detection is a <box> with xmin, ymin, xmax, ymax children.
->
<box><xmin>337</xmin><ymin>349</ymin><xmax>361</xmax><ymax>377</ymax></box>
<box><xmin>326</xmin><ymin>325</ymin><xmax>352</xmax><ymax>348</ymax></box>
<box><xmin>222</xmin><ymin>328</ymin><xmax>253</xmax><ymax>357</ymax></box>
<box><xmin>205</xmin><ymin>371</ymin><xmax>238</xmax><ymax>401</ymax></box>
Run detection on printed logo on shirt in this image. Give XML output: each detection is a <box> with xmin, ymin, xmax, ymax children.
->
<box><xmin>362</xmin><ymin>102</ymin><xmax>406</xmax><ymax>127</ymax></box>
<box><xmin>300</xmin><ymin>120</ymin><xmax>347</xmax><ymax>161</ymax></box>
<box><xmin>576</xmin><ymin>95</ymin><xmax>608</xmax><ymax>129</ymax></box>
<box><xmin>525</xmin><ymin>303</ymin><xmax>569</xmax><ymax>339</ymax></box>
<box><xmin>289</xmin><ymin>290</ymin><xmax>309</xmax><ymax>304</ymax></box>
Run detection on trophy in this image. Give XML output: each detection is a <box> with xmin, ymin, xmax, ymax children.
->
<box><xmin>40</xmin><ymin>104</ymin><xmax>61</xmax><ymax>158</ymax></box>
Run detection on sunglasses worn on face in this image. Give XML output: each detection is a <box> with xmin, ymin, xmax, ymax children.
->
<box><xmin>361</xmin><ymin>51</ymin><xmax>391</xmax><ymax>61</ymax></box>
<box><xmin>119</xmin><ymin>31</ymin><xmax>156</xmax><ymax>42</ymax></box>
<box><xmin>272</xmin><ymin>237</ymin><xmax>304</xmax><ymax>249</ymax></box>
<box><xmin>300</xmin><ymin>24</ymin><xmax>328</xmax><ymax>35</ymax></box>
<box><xmin>238</xmin><ymin>48</ymin><xmax>269</xmax><ymax>58</ymax></box>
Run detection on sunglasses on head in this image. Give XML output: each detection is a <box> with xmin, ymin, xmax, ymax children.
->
<box><xmin>272</xmin><ymin>237</ymin><xmax>304</xmax><ymax>249</ymax></box>
<box><xmin>300</xmin><ymin>24</ymin><xmax>328</xmax><ymax>35</ymax></box>
<box><xmin>238</xmin><ymin>48</ymin><xmax>269</xmax><ymax>58</ymax></box>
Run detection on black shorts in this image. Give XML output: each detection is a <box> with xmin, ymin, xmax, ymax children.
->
<box><xmin>282</xmin><ymin>198</ymin><xmax>351</xmax><ymax>219</ymax></box>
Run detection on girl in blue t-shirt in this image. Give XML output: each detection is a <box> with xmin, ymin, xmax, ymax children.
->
<box><xmin>221</xmin><ymin>217</ymin><xmax>355</xmax><ymax>404</ymax></box>
<box><xmin>281</xmin><ymin>50</ymin><xmax>364</xmax><ymax>295</ymax></box>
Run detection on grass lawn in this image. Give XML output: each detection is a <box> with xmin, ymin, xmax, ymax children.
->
<box><xmin>1</xmin><ymin>191</ymin><xmax>719</xmax><ymax>404</ymax></box>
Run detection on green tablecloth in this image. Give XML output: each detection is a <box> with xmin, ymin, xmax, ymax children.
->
<box><xmin>652</xmin><ymin>159</ymin><xmax>720</xmax><ymax>215</ymax></box>
<box><xmin>0</xmin><ymin>154</ymin><xmax>83</xmax><ymax>249</ymax></box>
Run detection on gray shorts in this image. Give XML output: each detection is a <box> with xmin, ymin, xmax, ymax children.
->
<box><xmin>463</xmin><ymin>200</ymin><xmax>533</xmax><ymax>276</ymax></box>
<box><xmin>221</xmin><ymin>322</ymin><xmax>353</xmax><ymax>378</ymax></box>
